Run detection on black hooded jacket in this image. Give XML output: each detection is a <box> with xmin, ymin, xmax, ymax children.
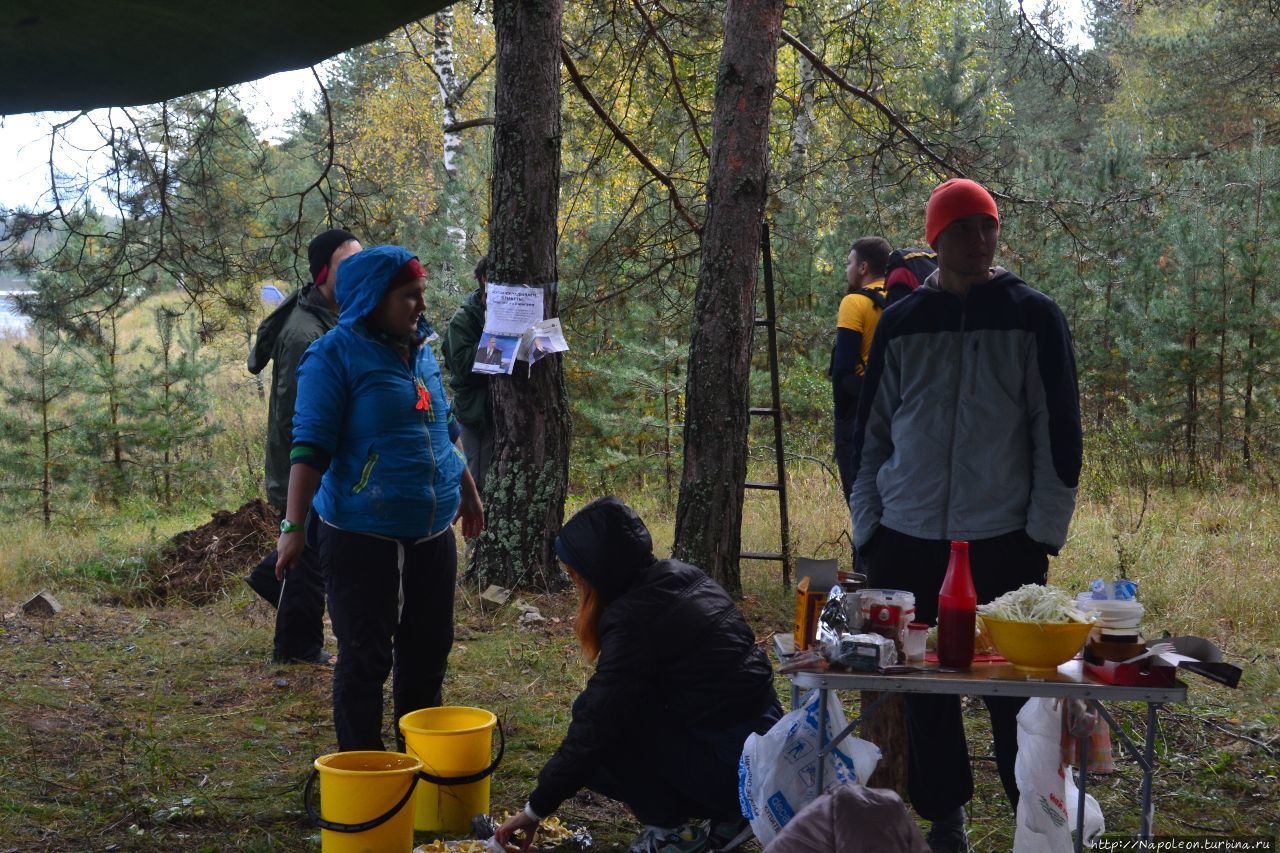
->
<box><xmin>528</xmin><ymin>497</ymin><xmax>777</xmax><ymax>818</ymax></box>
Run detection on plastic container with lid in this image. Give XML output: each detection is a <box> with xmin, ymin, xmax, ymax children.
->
<box><xmin>905</xmin><ymin>622</ymin><xmax>928</xmax><ymax>662</ymax></box>
<box><xmin>859</xmin><ymin>589</ymin><xmax>916</xmax><ymax>653</ymax></box>
<box><xmin>1076</xmin><ymin>593</ymin><xmax>1144</xmax><ymax>640</ymax></box>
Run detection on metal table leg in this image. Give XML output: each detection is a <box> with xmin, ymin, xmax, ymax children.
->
<box><xmin>1092</xmin><ymin>700</ymin><xmax>1161</xmax><ymax>842</ymax></box>
<box><xmin>816</xmin><ymin>687</ymin><xmax>829</xmax><ymax>792</ymax></box>
<box><xmin>1140</xmin><ymin>703</ymin><xmax>1160</xmax><ymax>840</ymax></box>
<box><xmin>1075</xmin><ymin>727</ymin><xmax>1088</xmax><ymax>853</ymax></box>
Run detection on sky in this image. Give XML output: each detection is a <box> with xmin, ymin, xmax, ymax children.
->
<box><xmin>0</xmin><ymin>67</ymin><xmax>321</xmax><ymax>213</ymax></box>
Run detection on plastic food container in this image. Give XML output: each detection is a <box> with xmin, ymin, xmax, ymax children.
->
<box><xmin>905</xmin><ymin>622</ymin><xmax>928</xmax><ymax>662</ymax></box>
<box><xmin>1076</xmin><ymin>593</ymin><xmax>1143</xmax><ymax>640</ymax></box>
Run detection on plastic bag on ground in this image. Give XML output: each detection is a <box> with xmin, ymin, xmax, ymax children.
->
<box><xmin>739</xmin><ymin>689</ymin><xmax>881</xmax><ymax>848</ymax></box>
<box><xmin>1013</xmin><ymin>697</ymin><xmax>1105</xmax><ymax>852</ymax></box>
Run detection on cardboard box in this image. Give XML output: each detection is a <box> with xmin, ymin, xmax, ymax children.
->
<box><xmin>1084</xmin><ymin>635</ymin><xmax>1242</xmax><ymax>688</ymax></box>
<box><xmin>793</xmin><ymin>560</ymin><xmax>839</xmax><ymax>651</ymax></box>
<box><xmin>1084</xmin><ymin>658</ymin><xmax>1178</xmax><ymax>687</ymax></box>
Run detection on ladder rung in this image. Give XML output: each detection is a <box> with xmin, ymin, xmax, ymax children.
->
<box><xmin>749</xmin><ymin>407</ymin><xmax>779</xmax><ymax>416</ymax></box>
<box><xmin>744</xmin><ymin>480</ymin><xmax>781</xmax><ymax>491</ymax></box>
<box><xmin>754</xmin><ymin>316</ymin><xmax>771</xmax><ymax>326</ymax></box>
<box><xmin>740</xmin><ymin>551</ymin><xmax>785</xmax><ymax>561</ymax></box>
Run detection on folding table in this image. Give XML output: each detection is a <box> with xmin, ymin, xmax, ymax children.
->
<box><xmin>783</xmin><ymin>650</ymin><xmax>1186</xmax><ymax>852</ymax></box>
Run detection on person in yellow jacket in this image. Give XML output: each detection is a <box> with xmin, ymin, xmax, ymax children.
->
<box><xmin>833</xmin><ymin>235</ymin><xmax>891</xmax><ymax>501</ymax></box>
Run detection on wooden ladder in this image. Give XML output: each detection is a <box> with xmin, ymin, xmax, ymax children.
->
<box><xmin>740</xmin><ymin>222</ymin><xmax>793</xmax><ymax>586</ymax></box>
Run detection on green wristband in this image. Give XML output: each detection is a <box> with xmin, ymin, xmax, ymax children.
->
<box><xmin>280</xmin><ymin>519</ymin><xmax>303</xmax><ymax>534</ymax></box>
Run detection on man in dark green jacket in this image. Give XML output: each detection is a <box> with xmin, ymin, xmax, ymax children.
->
<box><xmin>441</xmin><ymin>257</ymin><xmax>494</xmax><ymax>493</ymax></box>
<box><xmin>244</xmin><ymin>228</ymin><xmax>361</xmax><ymax>665</ymax></box>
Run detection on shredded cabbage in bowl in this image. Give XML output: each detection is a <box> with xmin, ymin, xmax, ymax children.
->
<box><xmin>977</xmin><ymin>583</ymin><xmax>1095</xmax><ymax>624</ymax></box>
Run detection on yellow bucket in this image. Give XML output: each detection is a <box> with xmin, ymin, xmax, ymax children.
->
<box><xmin>308</xmin><ymin>751</ymin><xmax>422</xmax><ymax>853</ymax></box>
<box><xmin>399</xmin><ymin>706</ymin><xmax>503</xmax><ymax>834</ymax></box>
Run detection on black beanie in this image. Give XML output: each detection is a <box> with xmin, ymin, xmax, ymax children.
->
<box><xmin>307</xmin><ymin>229</ymin><xmax>358</xmax><ymax>282</ymax></box>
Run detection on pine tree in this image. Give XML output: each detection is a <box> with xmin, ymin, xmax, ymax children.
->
<box><xmin>71</xmin><ymin>296</ymin><xmax>144</xmax><ymax>503</ymax></box>
<box><xmin>0</xmin><ymin>324</ymin><xmax>76</xmax><ymax>525</ymax></box>
<box><xmin>131</xmin><ymin>307</ymin><xmax>220</xmax><ymax>506</ymax></box>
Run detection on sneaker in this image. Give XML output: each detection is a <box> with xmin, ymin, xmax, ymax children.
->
<box><xmin>707</xmin><ymin>817</ymin><xmax>753</xmax><ymax>851</ymax></box>
<box><xmin>925</xmin><ymin>807</ymin><xmax>969</xmax><ymax>853</ymax></box>
<box><xmin>628</xmin><ymin>822</ymin><xmax>710</xmax><ymax>853</ymax></box>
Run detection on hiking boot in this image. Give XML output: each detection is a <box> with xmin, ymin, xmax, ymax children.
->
<box><xmin>706</xmin><ymin>817</ymin><xmax>753</xmax><ymax>851</ymax></box>
<box><xmin>274</xmin><ymin>649</ymin><xmax>335</xmax><ymax>666</ymax></box>
<box><xmin>926</xmin><ymin>807</ymin><xmax>969</xmax><ymax>853</ymax></box>
<box><xmin>627</xmin><ymin>822</ymin><xmax>710</xmax><ymax>853</ymax></box>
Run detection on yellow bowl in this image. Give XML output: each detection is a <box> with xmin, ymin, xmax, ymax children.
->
<box><xmin>981</xmin><ymin>616</ymin><xmax>1094</xmax><ymax>674</ymax></box>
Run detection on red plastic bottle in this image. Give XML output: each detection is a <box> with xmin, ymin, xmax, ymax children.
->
<box><xmin>937</xmin><ymin>540</ymin><xmax>977</xmax><ymax>669</ymax></box>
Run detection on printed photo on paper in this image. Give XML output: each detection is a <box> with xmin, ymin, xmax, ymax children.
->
<box><xmin>472</xmin><ymin>333</ymin><xmax>520</xmax><ymax>375</ymax></box>
<box><xmin>515</xmin><ymin>318</ymin><xmax>570</xmax><ymax>363</ymax></box>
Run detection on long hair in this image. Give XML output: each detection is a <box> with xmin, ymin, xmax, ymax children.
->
<box><xmin>567</xmin><ymin>566</ymin><xmax>604</xmax><ymax>662</ymax></box>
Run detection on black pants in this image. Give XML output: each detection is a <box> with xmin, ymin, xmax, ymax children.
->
<box><xmin>861</xmin><ymin>525</ymin><xmax>1048</xmax><ymax>820</ymax></box>
<box><xmin>586</xmin><ymin>700</ymin><xmax>782</xmax><ymax>827</ymax></box>
<box><xmin>245</xmin><ymin>546</ymin><xmax>327</xmax><ymax>663</ymax></box>
<box><xmin>321</xmin><ymin>523</ymin><xmax>458</xmax><ymax>752</ymax></box>
<box><xmin>833</xmin><ymin>415</ymin><xmax>857</xmax><ymax>503</ymax></box>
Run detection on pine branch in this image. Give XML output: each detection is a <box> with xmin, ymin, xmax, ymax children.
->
<box><xmin>560</xmin><ymin>43</ymin><xmax>702</xmax><ymax>236</ymax></box>
<box><xmin>780</xmin><ymin>29</ymin><xmax>958</xmax><ymax>180</ymax></box>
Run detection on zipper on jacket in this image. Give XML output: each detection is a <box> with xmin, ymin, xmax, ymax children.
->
<box><xmin>352</xmin><ymin>449</ymin><xmax>379</xmax><ymax>495</ymax></box>
<box><xmin>970</xmin><ymin>339</ymin><xmax>980</xmax><ymax>395</ymax></box>
<box><xmin>939</xmin><ymin>305</ymin><xmax>967</xmax><ymax>538</ymax></box>
<box><xmin>408</xmin><ymin>356</ymin><xmax>440</xmax><ymax>533</ymax></box>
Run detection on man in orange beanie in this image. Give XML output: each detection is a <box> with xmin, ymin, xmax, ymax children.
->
<box><xmin>847</xmin><ymin>177</ymin><xmax>1083</xmax><ymax>853</ymax></box>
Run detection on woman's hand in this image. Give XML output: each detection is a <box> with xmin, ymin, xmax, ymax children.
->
<box><xmin>455</xmin><ymin>465</ymin><xmax>485</xmax><ymax>539</ymax></box>
<box><xmin>275</xmin><ymin>530</ymin><xmax>305</xmax><ymax>580</ymax></box>
<box><xmin>495</xmin><ymin>810</ymin><xmax>539</xmax><ymax>852</ymax></box>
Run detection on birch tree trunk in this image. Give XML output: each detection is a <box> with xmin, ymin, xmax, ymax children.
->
<box><xmin>432</xmin><ymin>6</ymin><xmax>468</xmax><ymax>260</ymax></box>
<box><xmin>673</xmin><ymin>0</ymin><xmax>784</xmax><ymax>596</ymax></box>
<box><xmin>471</xmin><ymin>0</ymin><xmax>570</xmax><ymax>591</ymax></box>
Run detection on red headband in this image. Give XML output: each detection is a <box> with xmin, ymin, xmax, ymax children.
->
<box><xmin>389</xmin><ymin>257</ymin><xmax>426</xmax><ymax>290</ymax></box>
<box><xmin>314</xmin><ymin>264</ymin><xmax>329</xmax><ymax>287</ymax></box>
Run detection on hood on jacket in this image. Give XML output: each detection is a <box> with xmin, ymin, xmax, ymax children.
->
<box><xmin>554</xmin><ymin>497</ymin><xmax>655</xmax><ymax>604</ymax></box>
<box><xmin>247</xmin><ymin>284</ymin><xmax>337</xmax><ymax>374</ymax></box>
<box><xmin>919</xmin><ymin>265</ymin><xmax>1012</xmax><ymax>293</ymax></box>
<box><xmin>334</xmin><ymin>244</ymin><xmax>420</xmax><ymax>330</ymax></box>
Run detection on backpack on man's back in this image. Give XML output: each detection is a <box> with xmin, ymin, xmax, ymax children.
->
<box><xmin>884</xmin><ymin>248</ymin><xmax>938</xmax><ymax>307</ymax></box>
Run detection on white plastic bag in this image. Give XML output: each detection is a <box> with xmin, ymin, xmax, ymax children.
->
<box><xmin>1013</xmin><ymin>698</ymin><xmax>1105</xmax><ymax>852</ymax></box>
<box><xmin>738</xmin><ymin>689</ymin><xmax>881</xmax><ymax>847</ymax></box>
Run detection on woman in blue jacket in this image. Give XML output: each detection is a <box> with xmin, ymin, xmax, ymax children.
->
<box><xmin>276</xmin><ymin>245</ymin><xmax>484</xmax><ymax>751</ymax></box>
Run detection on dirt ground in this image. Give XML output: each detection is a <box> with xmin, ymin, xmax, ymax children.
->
<box><xmin>131</xmin><ymin>499</ymin><xmax>278</xmax><ymax>605</ymax></box>
<box><xmin>2</xmin><ymin>519</ymin><xmax>1277</xmax><ymax>850</ymax></box>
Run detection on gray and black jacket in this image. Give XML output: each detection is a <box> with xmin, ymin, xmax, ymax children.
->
<box><xmin>850</xmin><ymin>268</ymin><xmax>1082</xmax><ymax>553</ymax></box>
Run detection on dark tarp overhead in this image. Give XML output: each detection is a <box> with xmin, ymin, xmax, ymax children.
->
<box><xmin>1</xmin><ymin>0</ymin><xmax>456</xmax><ymax>115</ymax></box>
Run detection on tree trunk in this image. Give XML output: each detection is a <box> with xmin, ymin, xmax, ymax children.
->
<box><xmin>471</xmin><ymin>0</ymin><xmax>570</xmax><ymax>592</ymax></box>
<box><xmin>673</xmin><ymin>0</ymin><xmax>784</xmax><ymax>596</ymax></box>
<box><xmin>1215</xmin><ymin>247</ymin><xmax>1227</xmax><ymax>465</ymax></box>
<box><xmin>432</xmin><ymin>6</ymin><xmax>468</xmax><ymax>260</ymax></box>
<box><xmin>860</xmin><ymin>690</ymin><xmax>909</xmax><ymax>797</ymax></box>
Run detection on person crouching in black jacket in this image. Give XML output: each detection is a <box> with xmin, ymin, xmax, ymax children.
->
<box><xmin>496</xmin><ymin>497</ymin><xmax>781</xmax><ymax>853</ymax></box>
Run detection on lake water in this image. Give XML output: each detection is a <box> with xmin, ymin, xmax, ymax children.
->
<box><xmin>0</xmin><ymin>294</ymin><xmax>30</xmax><ymax>335</ymax></box>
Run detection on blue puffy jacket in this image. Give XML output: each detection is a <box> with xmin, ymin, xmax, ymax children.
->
<box><xmin>293</xmin><ymin>245</ymin><xmax>466</xmax><ymax>538</ymax></box>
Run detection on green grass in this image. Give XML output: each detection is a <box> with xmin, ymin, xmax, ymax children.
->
<box><xmin>1</xmin><ymin>474</ymin><xmax>1277</xmax><ymax>849</ymax></box>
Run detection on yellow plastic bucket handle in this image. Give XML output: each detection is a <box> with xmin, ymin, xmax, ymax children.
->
<box><xmin>414</xmin><ymin>718</ymin><xmax>505</xmax><ymax>786</ymax></box>
<box><xmin>304</xmin><ymin>768</ymin><xmax>418</xmax><ymax>834</ymax></box>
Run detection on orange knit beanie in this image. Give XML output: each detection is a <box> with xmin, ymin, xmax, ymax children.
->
<box><xmin>925</xmin><ymin>178</ymin><xmax>999</xmax><ymax>246</ymax></box>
